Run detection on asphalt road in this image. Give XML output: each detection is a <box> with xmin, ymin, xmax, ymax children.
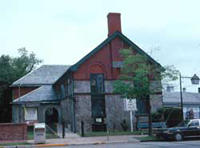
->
<box><xmin>43</xmin><ymin>140</ymin><xmax>200</xmax><ymax>148</ymax></box>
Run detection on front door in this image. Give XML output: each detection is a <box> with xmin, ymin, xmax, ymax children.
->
<box><xmin>45</xmin><ymin>108</ymin><xmax>58</xmax><ymax>131</ymax></box>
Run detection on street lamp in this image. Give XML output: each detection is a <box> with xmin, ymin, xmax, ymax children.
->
<box><xmin>179</xmin><ymin>73</ymin><xmax>200</xmax><ymax>122</ymax></box>
<box><xmin>191</xmin><ymin>74</ymin><xmax>200</xmax><ymax>85</ymax></box>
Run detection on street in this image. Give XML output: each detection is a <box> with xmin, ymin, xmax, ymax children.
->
<box><xmin>40</xmin><ymin>140</ymin><xmax>200</xmax><ymax>148</ymax></box>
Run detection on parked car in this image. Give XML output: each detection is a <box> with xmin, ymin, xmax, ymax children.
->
<box><xmin>156</xmin><ymin>119</ymin><xmax>200</xmax><ymax>141</ymax></box>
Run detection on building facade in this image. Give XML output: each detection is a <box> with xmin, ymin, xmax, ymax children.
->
<box><xmin>163</xmin><ymin>91</ymin><xmax>200</xmax><ymax>120</ymax></box>
<box><xmin>12</xmin><ymin>13</ymin><xmax>163</xmax><ymax>133</ymax></box>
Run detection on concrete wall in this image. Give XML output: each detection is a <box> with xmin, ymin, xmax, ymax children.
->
<box><xmin>12</xmin><ymin>103</ymin><xmax>61</xmax><ymax>124</ymax></box>
<box><xmin>60</xmin><ymin>98</ymin><xmax>74</xmax><ymax>131</ymax></box>
<box><xmin>41</xmin><ymin>104</ymin><xmax>61</xmax><ymax>123</ymax></box>
<box><xmin>73</xmin><ymin>80</ymin><xmax>163</xmax><ymax>133</ymax></box>
<box><xmin>13</xmin><ymin>103</ymin><xmax>40</xmax><ymax>123</ymax></box>
<box><xmin>150</xmin><ymin>80</ymin><xmax>163</xmax><ymax>113</ymax></box>
<box><xmin>105</xmin><ymin>95</ymin><xmax>131</xmax><ymax>131</ymax></box>
<box><xmin>74</xmin><ymin>94</ymin><xmax>136</xmax><ymax>133</ymax></box>
<box><xmin>12</xmin><ymin>104</ymin><xmax>20</xmax><ymax>123</ymax></box>
<box><xmin>74</xmin><ymin>81</ymin><xmax>90</xmax><ymax>93</ymax></box>
<box><xmin>74</xmin><ymin>80</ymin><xmax>132</xmax><ymax>132</ymax></box>
<box><xmin>105</xmin><ymin>81</ymin><xmax>114</xmax><ymax>93</ymax></box>
<box><xmin>74</xmin><ymin>95</ymin><xmax>92</xmax><ymax>133</ymax></box>
<box><xmin>150</xmin><ymin>94</ymin><xmax>163</xmax><ymax>113</ymax></box>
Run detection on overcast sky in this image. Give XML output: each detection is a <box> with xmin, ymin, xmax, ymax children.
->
<box><xmin>1</xmin><ymin>0</ymin><xmax>200</xmax><ymax>92</ymax></box>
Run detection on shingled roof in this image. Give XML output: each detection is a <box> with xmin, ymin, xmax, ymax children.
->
<box><xmin>163</xmin><ymin>91</ymin><xmax>200</xmax><ymax>106</ymax></box>
<box><xmin>12</xmin><ymin>65</ymin><xmax>71</xmax><ymax>86</ymax></box>
<box><xmin>13</xmin><ymin>85</ymin><xmax>57</xmax><ymax>103</ymax></box>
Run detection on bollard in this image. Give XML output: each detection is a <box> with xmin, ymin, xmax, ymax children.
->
<box><xmin>62</xmin><ymin>121</ymin><xmax>65</xmax><ymax>138</ymax></box>
<box><xmin>81</xmin><ymin>121</ymin><xmax>85</xmax><ymax>137</ymax></box>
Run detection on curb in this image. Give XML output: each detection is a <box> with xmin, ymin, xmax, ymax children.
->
<box><xmin>3</xmin><ymin>140</ymin><xmax>140</xmax><ymax>148</ymax></box>
<box><xmin>36</xmin><ymin>141</ymin><xmax>107</xmax><ymax>147</ymax></box>
<box><xmin>140</xmin><ymin>140</ymin><xmax>161</xmax><ymax>142</ymax></box>
<box><xmin>37</xmin><ymin>143</ymin><xmax>68</xmax><ymax>147</ymax></box>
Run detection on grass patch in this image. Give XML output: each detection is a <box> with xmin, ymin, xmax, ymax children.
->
<box><xmin>83</xmin><ymin>131</ymin><xmax>142</xmax><ymax>137</ymax></box>
<box><xmin>46</xmin><ymin>131</ymin><xmax>60</xmax><ymax>139</ymax></box>
<box><xmin>0</xmin><ymin>142</ymin><xmax>31</xmax><ymax>146</ymax></box>
<box><xmin>27</xmin><ymin>125</ymin><xmax>59</xmax><ymax>140</ymax></box>
<box><xmin>27</xmin><ymin>131</ymin><xmax>59</xmax><ymax>140</ymax></box>
<box><xmin>140</xmin><ymin>135</ymin><xmax>159</xmax><ymax>142</ymax></box>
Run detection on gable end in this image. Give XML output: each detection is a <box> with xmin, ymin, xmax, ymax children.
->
<box><xmin>70</xmin><ymin>31</ymin><xmax>161</xmax><ymax>71</ymax></box>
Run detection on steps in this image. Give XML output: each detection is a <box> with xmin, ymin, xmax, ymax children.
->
<box><xmin>56</xmin><ymin>123</ymin><xmax>80</xmax><ymax>138</ymax></box>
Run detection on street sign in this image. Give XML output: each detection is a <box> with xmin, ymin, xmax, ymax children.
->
<box><xmin>124</xmin><ymin>98</ymin><xmax>137</xmax><ymax>111</ymax></box>
<box><xmin>124</xmin><ymin>98</ymin><xmax>137</xmax><ymax>132</ymax></box>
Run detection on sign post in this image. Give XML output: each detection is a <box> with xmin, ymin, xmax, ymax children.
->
<box><xmin>130</xmin><ymin>110</ymin><xmax>133</xmax><ymax>132</ymax></box>
<box><xmin>124</xmin><ymin>98</ymin><xmax>137</xmax><ymax>132</ymax></box>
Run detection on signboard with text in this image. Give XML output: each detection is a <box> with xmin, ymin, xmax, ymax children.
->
<box><xmin>25</xmin><ymin>108</ymin><xmax>38</xmax><ymax>121</ymax></box>
<box><xmin>124</xmin><ymin>98</ymin><xmax>137</xmax><ymax>111</ymax></box>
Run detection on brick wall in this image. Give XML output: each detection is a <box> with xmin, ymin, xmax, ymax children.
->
<box><xmin>73</xmin><ymin>37</ymin><xmax>124</xmax><ymax>80</ymax></box>
<box><xmin>13</xmin><ymin>87</ymin><xmax>38</xmax><ymax>100</ymax></box>
<box><xmin>0</xmin><ymin>123</ymin><xmax>27</xmax><ymax>141</ymax></box>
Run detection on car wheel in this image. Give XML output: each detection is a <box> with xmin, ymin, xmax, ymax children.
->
<box><xmin>175</xmin><ymin>133</ymin><xmax>183</xmax><ymax>141</ymax></box>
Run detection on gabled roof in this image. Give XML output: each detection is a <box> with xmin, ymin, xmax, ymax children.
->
<box><xmin>12</xmin><ymin>65</ymin><xmax>71</xmax><ymax>86</ymax></box>
<box><xmin>163</xmin><ymin>91</ymin><xmax>200</xmax><ymax>105</ymax></box>
<box><xmin>70</xmin><ymin>31</ymin><xmax>162</xmax><ymax>71</ymax></box>
<box><xmin>13</xmin><ymin>85</ymin><xmax>57</xmax><ymax>103</ymax></box>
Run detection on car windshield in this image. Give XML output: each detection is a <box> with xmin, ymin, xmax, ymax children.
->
<box><xmin>176</xmin><ymin>120</ymin><xmax>190</xmax><ymax>127</ymax></box>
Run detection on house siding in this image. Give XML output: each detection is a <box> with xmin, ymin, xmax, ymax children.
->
<box><xmin>12</xmin><ymin>87</ymin><xmax>38</xmax><ymax>100</ymax></box>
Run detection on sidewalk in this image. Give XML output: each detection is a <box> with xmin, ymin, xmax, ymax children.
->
<box><xmin>3</xmin><ymin>134</ymin><xmax>144</xmax><ymax>148</ymax></box>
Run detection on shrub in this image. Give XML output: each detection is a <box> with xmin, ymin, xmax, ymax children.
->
<box><xmin>121</xmin><ymin>119</ymin><xmax>128</xmax><ymax>131</ymax></box>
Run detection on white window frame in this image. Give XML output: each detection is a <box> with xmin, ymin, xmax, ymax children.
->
<box><xmin>24</xmin><ymin>107</ymin><xmax>38</xmax><ymax>121</ymax></box>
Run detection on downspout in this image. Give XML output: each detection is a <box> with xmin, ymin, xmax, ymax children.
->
<box><xmin>72</xmin><ymin>73</ymin><xmax>76</xmax><ymax>133</ymax></box>
<box><xmin>18</xmin><ymin>83</ymin><xmax>21</xmax><ymax>123</ymax></box>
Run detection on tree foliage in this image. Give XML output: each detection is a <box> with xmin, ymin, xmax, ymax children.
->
<box><xmin>0</xmin><ymin>48</ymin><xmax>42</xmax><ymax>122</ymax></box>
<box><xmin>0</xmin><ymin>48</ymin><xmax>42</xmax><ymax>85</ymax></box>
<box><xmin>113</xmin><ymin>48</ymin><xmax>178</xmax><ymax>135</ymax></box>
<box><xmin>114</xmin><ymin>48</ymin><xmax>178</xmax><ymax>99</ymax></box>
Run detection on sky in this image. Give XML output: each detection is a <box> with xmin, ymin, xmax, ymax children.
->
<box><xmin>1</xmin><ymin>0</ymin><xmax>200</xmax><ymax>92</ymax></box>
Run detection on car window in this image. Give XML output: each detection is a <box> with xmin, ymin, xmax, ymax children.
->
<box><xmin>189</xmin><ymin>121</ymin><xmax>199</xmax><ymax>126</ymax></box>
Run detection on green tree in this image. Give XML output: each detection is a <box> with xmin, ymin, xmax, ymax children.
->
<box><xmin>0</xmin><ymin>48</ymin><xmax>42</xmax><ymax>122</ymax></box>
<box><xmin>113</xmin><ymin>48</ymin><xmax>178</xmax><ymax>136</ymax></box>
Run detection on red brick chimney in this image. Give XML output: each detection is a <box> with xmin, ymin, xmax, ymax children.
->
<box><xmin>107</xmin><ymin>13</ymin><xmax>121</xmax><ymax>36</ymax></box>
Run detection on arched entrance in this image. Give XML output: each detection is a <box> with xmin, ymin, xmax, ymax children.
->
<box><xmin>45</xmin><ymin>108</ymin><xmax>59</xmax><ymax>130</ymax></box>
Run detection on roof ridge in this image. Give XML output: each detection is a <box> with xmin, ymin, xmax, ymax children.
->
<box><xmin>12</xmin><ymin>68</ymin><xmax>37</xmax><ymax>86</ymax></box>
<box><xmin>11</xmin><ymin>65</ymin><xmax>71</xmax><ymax>86</ymax></box>
<box><xmin>165</xmin><ymin>91</ymin><xmax>200</xmax><ymax>95</ymax></box>
<box><xmin>42</xmin><ymin>64</ymin><xmax>71</xmax><ymax>66</ymax></box>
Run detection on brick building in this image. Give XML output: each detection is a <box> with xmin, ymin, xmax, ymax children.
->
<box><xmin>11</xmin><ymin>13</ymin><xmax>163</xmax><ymax>133</ymax></box>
